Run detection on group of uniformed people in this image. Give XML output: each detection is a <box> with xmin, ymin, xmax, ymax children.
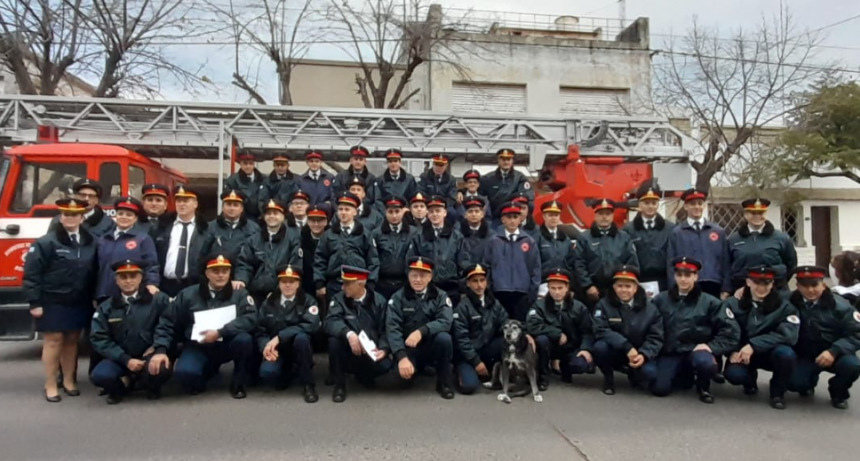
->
<box><xmin>23</xmin><ymin>146</ymin><xmax>860</xmax><ymax>411</ymax></box>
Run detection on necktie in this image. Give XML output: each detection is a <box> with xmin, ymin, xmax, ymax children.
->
<box><xmin>806</xmin><ymin>300</ymin><xmax>814</xmax><ymax>309</ymax></box>
<box><xmin>509</xmin><ymin>234</ymin><xmax>516</xmax><ymax>242</ymax></box>
<box><xmin>435</xmin><ymin>228</ymin><xmax>441</xmax><ymax>237</ymax></box>
<box><xmin>694</xmin><ymin>222</ymin><xmax>701</xmax><ymax>232</ymax></box>
<box><xmin>418</xmin><ymin>292</ymin><xmax>425</xmax><ymax>300</ymax></box>
<box><xmin>175</xmin><ymin>222</ymin><xmax>190</xmax><ymax>278</ymax></box>
<box><xmin>393</xmin><ymin>225</ymin><xmax>400</xmax><ymax>233</ymax></box>
<box><xmin>125</xmin><ymin>296</ymin><xmax>135</xmax><ymax>305</ymax></box>
<box><xmin>312</xmin><ymin>173</ymin><xmax>318</xmax><ymax>181</ymax></box>
<box><xmin>343</xmin><ymin>226</ymin><xmax>351</xmax><ymax>234</ymax></box>
<box><xmin>437</xmin><ymin>176</ymin><xmax>442</xmax><ymax>183</ymax></box>
<box><xmin>149</xmin><ymin>217</ymin><xmax>158</xmax><ymax>225</ymax></box>
<box><xmin>551</xmin><ymin>231</ymin><xmax>557</xmax><ymax>239</ymax></box>
<box><xmin>646</xmin><ymin>220</ymin><xmax>653</xmax><ymax>230</ymax></box>
<box><xmin>116</xmin><ymin>230</ymin><xmax>124</xmax><ymax>239</ymax></box>
<box><xmin>392</xmin><ymin>175</ymin><xmax>399</xmax><ymax>181</ymax></box>
<box><xmin>70</xmin><ymin>233</ymin><xmax>78</xmax><ymax>244</ymax></box>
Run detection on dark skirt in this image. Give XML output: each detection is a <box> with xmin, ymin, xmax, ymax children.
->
<box><xmin>35</xmin><ymin>303</ymin><xmax>92</xmax><ymax>333</ymax></box>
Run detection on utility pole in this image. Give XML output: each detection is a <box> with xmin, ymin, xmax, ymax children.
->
<box><xmin>618</xmin><ymin>0</ymin><xmax>626</xmax><ymax>24</ymax></box>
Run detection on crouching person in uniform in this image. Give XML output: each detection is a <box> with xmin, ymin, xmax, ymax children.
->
<box><xmin>453</xmin><ymin>264</ymin><xmax>508</xmax><ymax>395</ymax></box>
<box><xmin>789</xmin><ymin>266</ymin><xmax>860</xmax><ymax>409</ymax></box>
<box><xmin>255</xmin><ymin>265</ymin><xmax>320</xmax><ymax>403</ymax></box>
<box><xmin>592</xmin><ymin>266</ymin><xmax>663</xmax><ymax>395</ymax></box>
<box><xmin>723</xmin><ymin>266</ymin><xmax>799</xmax><ymax>410</ymax></box>
<box><xmin>90</xmin><ymin>260</ymin><xmax>172</xmax><ymax>404</ymax></box>
<box><xmin>651</xmin><ymin>257</ymin><xmax>740</xmax><ymax>404</ymax></box>
<box><xmin>387</xmin><ymin>257</ymin><xmax>456</xmax><ymax>399</ymax></box>
<box><xmin>148</xmin><ymin>253</ymin><xmax>257</xmax><ymax>399</ymax></box>
<box><xmin>325</xmin><ymin>266</ymin><xmax>392</xmax><ymax>403</ymax></box>
<box><xmin>527</xmin><ymin>268</ymin><xmax>594</xmax><ymax>391</ymax></box>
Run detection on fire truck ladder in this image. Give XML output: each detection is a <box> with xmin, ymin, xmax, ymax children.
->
<box><xmin>0</xmin><ymin>95</ymin><xmax>691</xmax><ymax>170</ymax></box>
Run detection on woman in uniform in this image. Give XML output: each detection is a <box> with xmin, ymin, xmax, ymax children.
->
<box><xmin>23</xmin><ymin>199</ymin><xmax>99</xmax><ymax>402</ymax></box>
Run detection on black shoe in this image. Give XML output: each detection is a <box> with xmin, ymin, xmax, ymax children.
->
<box><xmin>274</xmin><ymin>380</ymin><xmax>289</xmax><ymax>391</ymax></box>
<box><xmin>303</xmin><ymin>385</ymin><xmax>319</xmax><ymax>404</ymax></box>
<box><xmin>324</xmin><ymin>375</ymin><xmax>335</xmax><ymax>386</ymax></box>
<box><xmin>44</xmin><ymin>390</ymin><xmax>61</xmax><ymax>403</ymax></box>
<box><xmin>356</xmin><ymin>377</ymin><xmax>377</xmax><ymax>390</ymax></box>
<box><xmin>603</xmin><ymin>387</ymin><xmax>616</xmax><ymax>396</ymax></box>
<box><xmin>189</xmin><ymin>388</ymin><xmax>202</xmax><ymax>396</ymax></box>
<box><xmin>743</xmin><ymin>385</ymin><xmax>759</xmax><ymax>396</ymax></box>
<box><xmin>146</xmin><ymin>389</ymin><xmax>161</xmax><ymax>401</ymax></box>
<box><xmin>98</xmin><ymin>388</ymin><xmax>108</xmax><ymax>396</ymax></box>
<box><xmin>106</xmin><ymin>393</ymin><xmax>123</xmax><ymax>405</ymax></box>
<box><xmin>436</xmin><ymin>382</ymin><xmax>455</xmax><ymax>400</ymax></box>
<box><xmin>62</xmin><ymin>386</ymin><xmax>81</xmax><ymax>397</ymax></box>
<box><xmin>712</xmin><ymin>373</ymin><xmax>726</xmax><ymax>384</ymax></box>
<box><xmin>538</xmin><ymin>379</ymin><xmax>549</xmax><ymax>392</ymax></box>
<box><xmin>230</xmin><ymin>386</ymin><xmax>247</xmax><ymax>399</ymax></box>
<box><xmin>769</xmin><ymin>397</ymin><xmax>786</xmax><ymax>410</ymax></box>
<box><xmin>799</xmin><ymin>389</ymin><xmax>814</xmax><ymax>398</ymax></box>
<box><xmin>698</xmin><ymin>391</ymin><xmax>715</xmax><ymax>404</ymax></box>
<box><xmin>603</xmin><ymin>376</ymin><xmax>615</xmax><ymax>395</ymax></box>
<box><xmin>332</xmin><ymin>386</ymin><xmax>347</xmax><ymax>403</ymax></box>
<box><xmin>832</xmin><ymin>399</ymin><xmax>849</xmax><ymax>410</ymax></box>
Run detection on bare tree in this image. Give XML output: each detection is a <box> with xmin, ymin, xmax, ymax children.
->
<box><xmin>324</xmin><ymin>0</ymin><xmax>476</xmax><ymax>109</ymax></box>
<box><xmin>0</xmin><ymin>0</ymin><xmax>94</xmax><ymax>95</ymax></box>
<box><xmin>208</xmin><ymin>0</ymin><xmax>319</xmax><ymax>105</ymax></box>
<box><xmin>653</xmin><ymin>6</ymin><xmax>830</xmax><ymax>191</ymax></box>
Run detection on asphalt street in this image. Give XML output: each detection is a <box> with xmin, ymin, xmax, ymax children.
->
<box><xmin>1</xmin><ymin>341</ymin><xmax>857</xmax><ymax>461</ymax></box>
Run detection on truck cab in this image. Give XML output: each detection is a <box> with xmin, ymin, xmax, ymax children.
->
<box><xmin>0</xmin><ymin>143</ymin><xmax>187</xmax><ymax>340</ymax></box>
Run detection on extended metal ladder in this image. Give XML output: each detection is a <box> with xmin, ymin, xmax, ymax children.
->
<box><xmin>0</xmin><ymin>95</ymin><xmax>691</xmax><ymax>170</ymax></box>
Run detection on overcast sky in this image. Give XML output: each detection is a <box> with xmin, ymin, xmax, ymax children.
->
<box><xmin>161</xmin><ymin>0</ymin><xmax>859</xmax><ymax>102</ymax></box>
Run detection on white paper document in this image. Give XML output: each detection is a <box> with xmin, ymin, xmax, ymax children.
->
<box><xmin>191</xmin><ymin>305</ymin><xmax>237</xmax><ymax>341</ymax></box>
<box><xmin>640</xmin><ymin>281</ymin><xmax>660</xmax><ymax>299</ymax></box>
<box><xmin>358</xmin><ymin>330</ymin><xmax>378</xmax><ymax>362</ymax></box>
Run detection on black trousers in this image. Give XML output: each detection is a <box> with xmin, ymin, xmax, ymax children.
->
<box><xmin>328</xmin><ymin>336</ymin><xmax>392</xmax><ymax>387</ymax></box>
<box><xmin>494</xmin><ymin>291</ymin><xmax>530</xmax><ymax>321</ymax></box>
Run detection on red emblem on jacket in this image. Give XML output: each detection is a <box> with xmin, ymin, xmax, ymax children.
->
<box><xmin>709</xmin><ymin>232</ymin><xmax>719</xmax><ymax>242</ymax></box>
<box><xmin>125</xmin><ymin>240</ymin><xmax>138</xmax><ymax>250</ymax></box>
<box><xmin>521</xmin><ymin>242</ymin><xmax>530</xmax><ymax>252</ymax></box>
<box><xmin>323</xmin><ymin>179</ymin><xmax>331</xmax><ymax>187</ymax></box>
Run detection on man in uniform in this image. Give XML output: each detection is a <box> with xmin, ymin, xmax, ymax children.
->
<box><xmin>723</xmin><ymin>266</ymin><xmax>799</xmax><ymax>409</ymax></box>
<box><xmin>372</xmin><ymin>196</ymin><xmax>416</xmax><ymax>299</ymax></box>
<box><xmin>406</xmin><ymin>195</ymin><xmax>469</xmax><ymax>305</ymax></box>
<box><xmin>286</xmin><ymin>189</ymin><xmax>312</xmax><ymax>241</ymax></box>
<box><xmin>460</xmin><ymin>196</ymin><xmax>495</xmax><ymax>264</ymax></box>
<box><xmin>345</xmin><ymin>176</ymin><xmax>383</xmax><ymax>230</ymax></box>
<box><xmin>483</xmin><ymin>201</ymin><xmax>541</xmax><ymax>321</ymax></box>
<box><xmin>332</xmin><ymin>145</ymin><xmax>377</xmax><ymax>204</ymax></box>
<box><xmin>789</xmin><ymin>266</ymin><xmax>860</xmax><ymax>409</ymax></box>
<box><xmin>407</xmin><ymin>192</ymin><xmax>429</xmax><ymax>227</ymax></box>
<box><xmin>453</xmin><ymin>263</ymin><xmax>508</xmax><ymax>395</ymax></box>
<box><xmin>592</xmin><ymin>266</ymin><xmax>663</xmax><ymax>395</ymax></box>
<box><xmin>571</xmin><ymin>199</ymin><xmax>639</xmax><ymax>306</ymax></box>
<box><xmin>527</xmin><ymin>268</ymin><xmax>594</xmax><ymax>391</ymax></box>
<box><xmin>375</xmin><ymin>149</ymin><xmax>418</xmax><ymax>213</ymax></box>
<box><xmin>418</xmin><ymin>155</ymin><xmax>458</xmax><ymax>223</ymax></box>
<box><xmin>149</xmin><ymin>252</ymin><xmax>257</xmax><ymax>399</ymax></box>
<box><xmin>299</xmin><ymin>150</ymin><xmax>334</xmax><ymax>206</ymax></box>
<box><xmin>235</xmin><ymin>198</ymin><xmax>302</xmax><ymax>304</ymax></box>
<box><xmin>53</xmin><ymin>178</ymin><xmax>115</xmax><ymax>237</ymax></box>
<box><xmin>301</xmin><ymin>204</ymin><xmax>331</xmax><ymax>298</ymax></box>
<box><xmin>387</xmin><ymin>257</ymin><xmax>455</xmax><ymax>399</ymax></box>
<box><xmin>314</xmin><ymin>192</ymin><xmax>379</xmax><ymax>303</ymax></box>
<box><xmin>480</xmin><ymin>148</ymin><xmax>533</xmax><ymax>228</ymax></box>
<box><xmin>624</xmin><ymin>183</ymin><xmax>674</xmax><ymax>292</ymax></box>
<box><xmin>153</xmin><ymin>185</ymin><xmax>208</xmax><ymax>297</ymax></box>
<box><xmin>255</xmin><ymin>264</ymin><xmax>320</xmax><ymax>403</ymax></box>
<box><xmin>456</xmin><ymin>169</ymin><xmax>492</xmax><ymax>224</ymax></box>
<box><xmin>259</xmin><ymin>153</ymin><xmax>300</xmax><ymax>216</ymax></box>
<box><xmin>509</xmin><ymin>193</ymin><xmax>538</xmax><ymax>237</ymax></box>
<box><xmin>224</xmin><ymin>152</ymin><xmax>265</xmax><ymax>221</ymax></box>
<box><xmin>90</xmin><ymin>260</ymin><xmax>172</xmax><ymax>404</ymax></box>
<box><xmin>728</xmin><ymin>198</ymin><xmax>797</xmax><ymax>294</ymax></box>
<box><xmin>139</xmin><ymin>184</ymin><xmax>170</xmax><ymax>236</ymax></box>
<box><xmin>325</xmin><ymin>265</ymin><xmax>392</xmax><ymax>402</ymax></box>
<box><xmin>200</xmin><ymin>190</ymin><xmax>260</xmax><ymax>258</ymax></box>
<box><xmin>534</xmin><ymin>201</ymin><xmax>575</xmax><ymax>283</ymax></box>
<box><xmin>651</xmin><ymin>257</ymin><xmax>739</xmax><ymax>403</ymax></box>
<box><xmin>667</xmin><ymin>188</ymin><xmax>731</xmax><ymax>299</ymax></box>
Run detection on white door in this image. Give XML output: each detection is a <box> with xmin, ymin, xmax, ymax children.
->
<box><xmin>559</xmin><ymin>87</ymin><xmax>630</xmax><ymax>116</ymax></box>
<box><xmin>451</xmin><ymin>83</ymin><xmax>527</xmax><ymax>114</ymax></box>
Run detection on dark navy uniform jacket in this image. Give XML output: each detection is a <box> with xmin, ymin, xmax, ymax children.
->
<box><xmin>23</xmin><ymin>226</ymin><xmax>98</xmax><ymax>308</ymax></box>
<box><xmin>728</xmin><ymin>221</ymin><xmax>797</xmax><ymax>287</ymax></box>
<box><xmin>479</xmin><ymin>168</ymin><xmax>533</xmax><ymax>217</ymax></box>
<box><xmin>96</xmin><ymin>226</ymin><xmax>160</xmax><ymax>300</ymax></box>
<box><xmin>324</xmin><ymin>290</ymin><xmax>390</xmax><ymax>353</ymax></box>
<box><xmin>652</xmin><ymin>284</ymin><xmax>739</xmax><ymax>356</ymax></box>
<box><xmin>571</xmin><ymin>224</ymin><xmax>638</xmax><ymax>293</ymax></box>
<box><xmin>373</xmin><ymin>222</ymin><xmax>417</xmax><ymax>283</ymax></box>
<box><xmin>224</xmin><ymin>169</ymin><xmax>266</xmax><ymax>219</ymax></box>
<box><xmin>790</xmin><ymin>289</ymin><xmax>860</xmax><ymax>360</ymax></box>
<box><xmin>91</xmin><ymin>291</ymin><xmax>171</xmax><ymax>365</ymax></box>
<box><xmin>386</xmin><ymin>284</ymin><xmax>453</xmax><ymax>362</ymax></box>
<box><xmin>724</xmin><ymin>287</ymin><xmax>800</xmax><ymax>354</ymax></box>
<box><xmin>254</xmin><ymin>289</ymin><xmax>320</xmax><ymax>352</ymax></box>
<box><xmin>592</xmin><ymin>289</ymin><xmax>664</xmax><ymax>361</ymax></box>
<box><xmin>313</xmin><ymin>220</ymin><xmax>380</xmax><ymax>288</ymax></box>
<box><xmin>453</xmin><ymin>291</ymin><xmax>508</xmax><ymax>366</ymax></box>
<box><xmin>623</xmin><ymin>213</ymin><xmax>674</xmax><ymax>288</ymax></box>
<box><xmin>527</xmin><ymin>294</ymin><xmax>594</xmax><ymax>351</ymax></box>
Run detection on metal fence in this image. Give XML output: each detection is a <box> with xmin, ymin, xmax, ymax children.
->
<box><xmin>444</xmin><ymin>8</ymin><xmax>630</xmax><ymax>42</ymax></box>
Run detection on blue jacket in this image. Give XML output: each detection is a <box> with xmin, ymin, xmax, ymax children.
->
<box><xmin>482</xmin><ymin>231</ymin><xmax>541</xmax><ymax>300</ymax></box>
<box><xmin>667</xmin><ymin>220</ymin><xmax>731</xmax><ymax>293</ymax></box>
<box><xmin>298</xmin><ymin>169</ymin><xmax>335</xmax><ymax>205</ymax></box>
<box><xmin>95</xmin><ymin>225</ymin><xmax>160</xmax><ymax>300</ymax></box>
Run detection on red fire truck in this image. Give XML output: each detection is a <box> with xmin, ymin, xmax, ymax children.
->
<box><xmin>0</xmin><ymin>95</ymin><xmax>691</xmax><ymax>340</ymax></box>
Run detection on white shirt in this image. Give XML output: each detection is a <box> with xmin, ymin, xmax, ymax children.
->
<box><xmin>68</xmin><ymin>231</ymin><xmax>80</xmax><ymax>243</ymax></box>
<box><xmin>341</xmin><ymin>222</ymin><xmax>354</xmax><ymax>234</ymax></box>
<box><xmin>114</xmin><ymin>226</ymin><xmax>131</xmax><ymax>239</ymax></box>
<box><xmin>354</xmin><ymin>290</ymin><xmax>367</xmax><ymax>304</ymax></box>
<box><xmin>390</xmin><ymin>224</ymin><xmax>401</xmax><ymax>233</ymax></box>
<box><xmin>84</xmin><ymin>209</ymin><xmax>95</xmax><ymax>220</ymax></box>
<box><xmin>296</xmin><ymin>218</ymin><xmax>307</xmax><ymax>228</ymax></box>
<box><xmin>687</xmin><ymin>218</ymin><xmax>703</xmax><ymax>228</ymax></box>
<box><xmin>123</xmin><ymin>291</ymin><xmax>139</xmax><ymax>305</ymax></box>
<box><xmin>280</xmin><ymin>295</ymin><xmax>296</xmax><ymax>305</ymax></box>
<box><xmin>748</xmin><ymin>225</ymin><xmax>764</xmax><ymax>234</ymax></box>
<box><xmin>470</xmin><ymin>225</ymin><xmax>480</xmax><ymax>231</ymax></box>
<box><xmin>164</xmin><ymin>218</ymin><xmax>196</xmax><ymax>279</ymax></box>
<box><xmin>642</xmin><ymin>217</ymin><xmax>655</xmax><ymax>229</ymax></box>
<box><xmin>547</xmin><ymin>226</ymin><xmax>558</xmax><ymax>238</ymax></box>
<box><xmin>505</xmin><ymin>230</ymin><xmax>519</xmax><ymax>241</ymax></box>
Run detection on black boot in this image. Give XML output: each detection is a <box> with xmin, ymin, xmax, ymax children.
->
<box><xmin>106</xmin><ymin>393</ymin><xmax>123</xmax><ymax>405</ymax></box>
<box><xmin>436</xmin><ymin>381</ymin><xmax>455</xmax><ymax>400</ymax></box>
<box><xmin>712</xmin><ymin>373</ymin><xmax>726</xmax><ymax>384</ymax></box>
<box><xmin>698</xmin><ymin>389</ymin><xmax>714</xmax><ymax>404</ymax></box>
<box><xmin>146</xmin><ymin>389</ymin><xmax>161</xmax><ymax>401</ymax></box>
<box><xmin>538</xmin><ymin>377</ymin><xmax>549</xmax><ymax>391</ymax></box>
<box><xmin>303</xmin><ymin>385</ymin><xmax>319</xmax><ymax>403</ymax></box>
<box><xmin>230</xmin><ymin>385</ymin><xmax>247</xmax><ymax>399</ymax></box>
<box><xmin>332</xmin><ymin>385</ymin><xmax>347</xmax><ymax>403</ymax></box>
<box><xmin>769</xmin><ymin>397</ymin><xmax>786</xmax><ymax>410</ymax></box>
<box><xmin>602</xmin><ymin>375</ymin><xmax>615</xmax><ymax>395</ymax></box>
<box><xmin>743</xmin><ymin>384</ymin><xmax>759</xmax><ymax>396</ymax></box>
<box><xmin>832</xmin><ymin>399</ymin><xmax>849</xmax><ymax>410</ymax></box>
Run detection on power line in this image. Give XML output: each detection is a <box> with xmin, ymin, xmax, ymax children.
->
<box><xmin>800</xmin><ymin>13</ymin><xmax>860</xmax><ymax>36</ymax></box>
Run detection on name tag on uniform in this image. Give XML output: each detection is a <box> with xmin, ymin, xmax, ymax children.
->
<box><xmin>608</xmin><ymin>318</ymin><xmax>623</xmax><ymax>323</ymax></box>
<box><xmin>540</xmin><ymin>244</ymin><xmax>550</xmax><ymax>248</ymax></box>
<box><xmin>404</xmin><ymin>308</ymin><xmax>415</xmax><ymax>313</ymax></box>
<box><xmin>733</xmin><ymin>241</ymin><xmax>746</xmax><ymax>246</ymax></box>
<box><xmin>591</xmin><ymin>242</ymin><xmax>600</xmax><ymax>247</ymax></box>
<box><xmin>108</xmin><ymin>318</ymin><xmax>123</xmax><ymax>323</ymax></box>
<box><xmin>55</xmin><ymin>249</ymin><xmax>71</xmax><ymax>254</ymax></box>
<box><xmin>266</xmin><ymin>314</ymin><xmax>274</xmax><ymax>318</ymax></box>
<box><xmin>345</xmin><ymin>315</ymin><xmax>356</xmax><ymax>320</ymax></box>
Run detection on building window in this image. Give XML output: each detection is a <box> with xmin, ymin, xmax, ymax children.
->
<box><xmin>559</xmin><ymin>87</ymin><xmax>630</xmax><ymax>116</ymax></box>
<box><xmin>709</xmin><ymin>203</ymin><xmax>746</xmax><ymax>236</ymax></box>
<box><xmin>451</xmin><ymin>82</ymin><xmax>527</xmax><ymax>114</ymax></box>
<box><xmin>782</xmin><ymin>206</ymin><xmax>800</xmax><ymax>245</ymax></box>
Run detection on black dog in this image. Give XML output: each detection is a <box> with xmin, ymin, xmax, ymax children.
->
<box><xmin>484</xmin><ymin>319</ymin><xmax>542</xmax><ymax>403</ymax></box>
